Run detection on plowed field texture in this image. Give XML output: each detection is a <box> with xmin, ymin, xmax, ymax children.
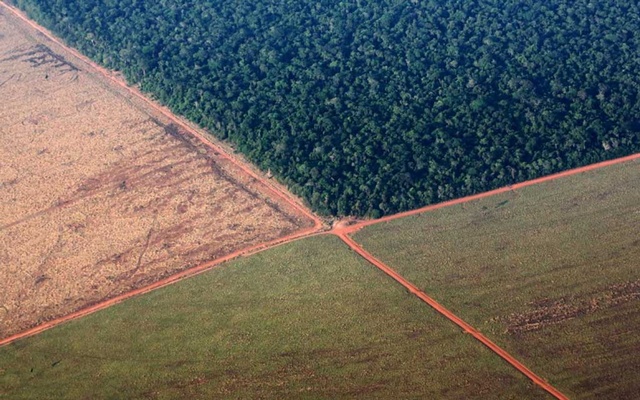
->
<box><xmin>0</xmin><ymin>9</ymin><xmax>313</xmax><ymax>339</ymax></box>
<box><xmin>0</xmin><ymin>236</ymin><xmax>550</xmax><ymax>399</ymax></box>
<box><xmin>353</xmin><ymin>160</ymin><xmax>640</xmax><ymax>399</ymax></box>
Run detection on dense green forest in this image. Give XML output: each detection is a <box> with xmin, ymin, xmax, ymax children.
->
<box><xmin>12</xmin><ymin>0</ymin><xmax>640</xmax><ymax>216</ymax></box>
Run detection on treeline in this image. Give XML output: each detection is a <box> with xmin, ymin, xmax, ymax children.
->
<box><xmin>14</xmin><ymin>0</ymin><xmax>640</xmax><ymax>216</ymax></box>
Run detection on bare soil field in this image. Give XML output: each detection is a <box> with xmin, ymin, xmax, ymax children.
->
<box><xmin>0</xmin><ymin>9</ymin><xmax>314</xmax><ymax>339</ymax></box>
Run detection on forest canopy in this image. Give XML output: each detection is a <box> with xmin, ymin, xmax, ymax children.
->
<box><xmin>13</xmin><ymin>0</ymin><xmax>640</xmax><ymax>216</ymax></box>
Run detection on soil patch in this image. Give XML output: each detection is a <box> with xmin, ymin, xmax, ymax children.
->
<box><xmin>502</xmin><ymin>279</ymin><xmax>640</xmax><ymax>334</ymax></box>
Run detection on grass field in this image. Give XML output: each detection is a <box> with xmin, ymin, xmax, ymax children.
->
<box><xmin>0</xmin><ymin>235</ymin><xmax>549</xmax><ymax>399</ymax></box>
<box><xmin>0</xmin><ymin>8</ymin><xmax>313</xmax><ymax>339</ymax></box>
<box><xmin>353</xmin><ymin>160</ymin><xmax>640</xmax><ymax>399</ymax></box>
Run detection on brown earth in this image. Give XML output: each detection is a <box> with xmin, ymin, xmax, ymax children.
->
<box><xmin>0</xmin><ymin>9</ymin><xmax>314</xmax><ymax>339</ymax></box>
<box><xmin>502</xmin><ymin>279</ymin><xmax>640</xmax><ymax>334</ymax></box>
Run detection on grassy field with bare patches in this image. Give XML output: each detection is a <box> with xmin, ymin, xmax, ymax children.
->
<box><xmin>354</xmin><ymin>160</ymin><xmax>640</xmax><ymax>399</ymax></box>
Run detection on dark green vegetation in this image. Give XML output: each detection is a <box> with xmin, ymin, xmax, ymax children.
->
<box><xmin>12</xmin><ymin>0</ymin><xmax>640</xmax><ymax>216</ymax></box>
<box><xmin>354</xmin><ymin>160</ymin><xmax>640</xmax><ymax>399</ymax></box>
<box><xmin>0</xmin><ymin>236</ymin><xmax>548</xmax><ymax>399</ymax></box>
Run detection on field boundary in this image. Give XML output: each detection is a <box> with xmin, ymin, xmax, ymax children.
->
<box><xmin>335</xmin><ymin>152</ymin><xmax>640</xmax><ymax>234</ymax></box>
<box><xmin>2</xmin><ymin>145</ymin><xmax>637</xmax><ymax>346</ymax></box>
<box><xmin>0</xmin><ymin>227</ymin><xmax>319</xmax><ymax>347</ymax></box>
<box><xmin>0</xmin><ymin>0</ymin><xmax>323</xmax><ymax>345</ymax></box>
<box><xmin>336</xmin><ymin>232</ymin><xmax>569</xmax><ymax>400</ymax></box>
<box><xmin>1</xmin><ymin>6</ymin><xmax>638</xmax><ymax>392</ymax></box>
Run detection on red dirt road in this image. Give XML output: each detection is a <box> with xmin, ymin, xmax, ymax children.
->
<box><xmin>335</xmin><ymin>152</ymin><xmax>640</xmax><ymax>235</ymax></box>
<box><xmin>0</xmin><ymin>226</ymin><xmax>318</xmax><ymax>347</ymax></box>
<box><xmin>329</xmin><ymin>154</ymin><xmax>638</xmax><ymax>399</ymax></box>
<box><xmin>337</xmin><ymin>232</ymin><xmax>569</xmax><ymax>400</ymax></box>
<box><xmin>0</xmin><ymin>2</ymin><xmax>636</xmax><ymax>396</ymax></box>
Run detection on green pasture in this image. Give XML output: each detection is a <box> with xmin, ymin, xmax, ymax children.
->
<box><xmin>354</xmin><ymin>161</ymin><xmax>640</xmax><ymax>399</ymax></box>
<box><xmin>0</xmin><ymin>235</ymin><xmax>546</xmax><ymax>399</ymax></box>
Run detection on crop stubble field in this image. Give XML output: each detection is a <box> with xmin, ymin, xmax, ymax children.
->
<box><xmin>0</xmin><ymin>9</ymin><xmax>313</xmax><ymax>339</ymax></box>
<box><xmin>353</xmin><ymin>160</ymin><xmax>640</xmax><ymax>399</ymax></box>
<box><xmin>0</xmin><ymin>236</ymin><xmax>549</xmax><ymax>399</ymax></box>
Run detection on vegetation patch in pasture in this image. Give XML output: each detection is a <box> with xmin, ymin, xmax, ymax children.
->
<box><xmin>0</xmin><ymin>10</ymin><xmax>313</xmax><ymax>339</ymax></box>
<box><xmin>0</xmin><ymin>236</ymin><xmax>549</xmax><ymax>399</ymax></box>
<box><xmin>354</xmin><ymin>160</ymin><xmax>640</xmax><ymax>399</ymax></box>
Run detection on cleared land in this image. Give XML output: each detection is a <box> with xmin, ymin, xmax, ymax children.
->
<box><xmin>0</xmin><ymin>9</ymin><xmax>313</xmax><ymax>339</ymax></box>
<box><xmin>0</xmin><ymin>235</ymin><xmax>549</xmax><ymax>399</ymax></box>
<box><xmin>353</xmin><ymin>160</ymin><xmax>640</xmax><ymax>399</ymax></box>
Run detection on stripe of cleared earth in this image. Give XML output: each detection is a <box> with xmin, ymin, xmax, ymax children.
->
<box><xmin>337</xmin><ymin>232</ymin><xmax>569</xmax><ymax>400</ymax></box>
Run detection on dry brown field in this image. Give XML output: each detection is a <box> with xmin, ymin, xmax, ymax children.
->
<box><xmin>0</xmin><ymin>9</ymin><xmax>314</xmax><ymax>339</ymax></box>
